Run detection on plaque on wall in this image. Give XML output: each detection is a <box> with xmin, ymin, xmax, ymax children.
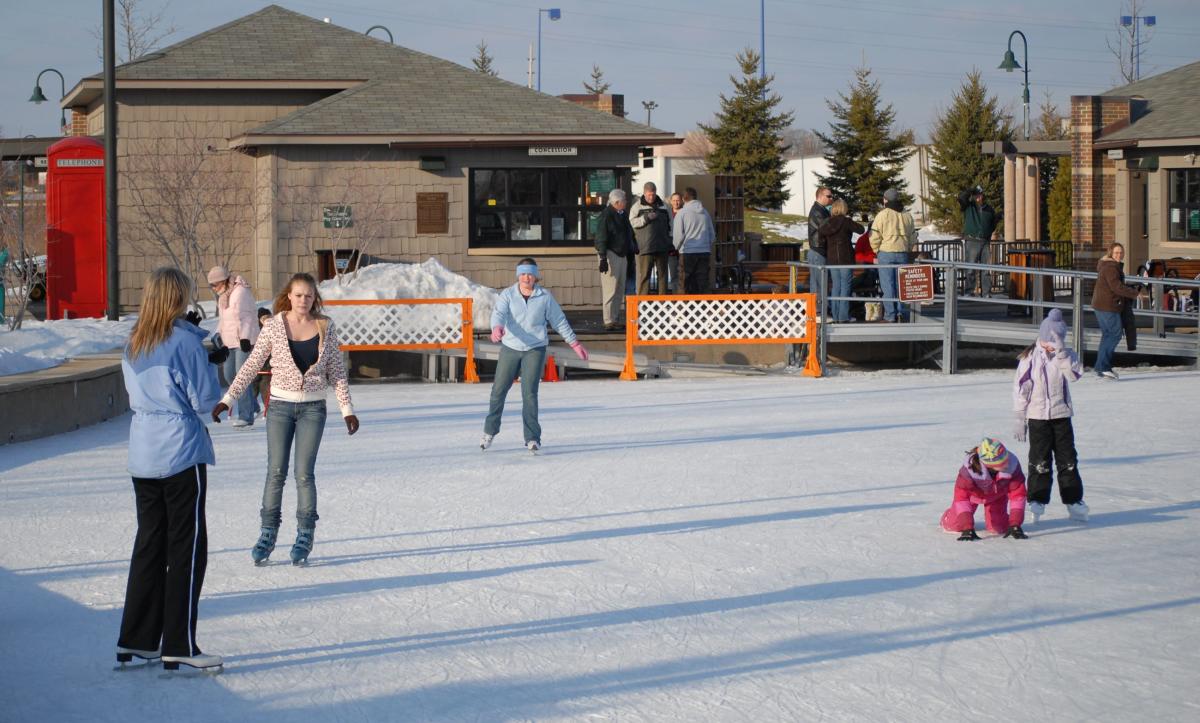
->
<box><xmin>416</xmin><ymin>192</ymin><xmax>449</xmax><ymax>234</ymax></box>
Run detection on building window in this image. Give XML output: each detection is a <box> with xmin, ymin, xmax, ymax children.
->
<box><xmin>469</xmin><ymin>167</ymin><xmax>630</xmax><ymax>248</ymax></box>
<box><xmin>1168</xmin><ymin>169</ymin><xmax>1200</xmax><ymax>241</ymax></box>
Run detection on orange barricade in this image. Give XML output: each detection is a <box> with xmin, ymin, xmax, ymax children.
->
<box><xmin>323</xmin><ymin>298</ymin><xmax>479</xmax><ymax>383</ymax></box>
<box><xmin>619</xmin><ymin>293</ymin><xmax>822</xmax><ymax>380</ymax></box>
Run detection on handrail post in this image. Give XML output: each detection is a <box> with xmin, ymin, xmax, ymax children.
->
<box><xmin>1032</xmin><ymin>266</ymin><xmax>1044</xmax><ymax>325</ymax></box>
<box><xmin>817</xmin><ymin>266</ymin><xmax>827</xmax><ymax>371</ymax></box>
<box><xmin>1153</xmin><ymin>284</ymin><xmax>1165</xmax><ymax>337</ymax></box>
<box><xmin>943</xmin><ymin>261</ymin><xmax>957</xmax><ymax>374</ymax></box>
<box><xmin>787</xmin><ymin>264</ymin><xmax>799</xmax><ymax>367</ymax></box>
<box><xmin>1072</xmin><ymin>279</ymin><xmax>1084</xmax><ymax>356</ymax></box>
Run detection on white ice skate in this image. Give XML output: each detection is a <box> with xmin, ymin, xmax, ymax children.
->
<box><xmin>1067</xmin><ymin>501</ymin><xmax>1090</xmax><ymax>522</ymax></box>
<box><xmin>161</xmin><ymin>653</ymin><xmax>223</xmax><ymax>676</ymax></box>
<box><xmin>114</xmin><ymin>646</ymin><xmax>160</xmax><ymax>670</ymax></box>
<box><xmin>526</xmin><ymin>440</ymin><xmax>540</xmax><ymax>454</ymax></box>
<box><xmin>1029</xmin><ymin>502</ymin><xmax>1045</xmax><ymax>524</ymax></box>
<box><xmin>480</xmin><ymin>433</ymin><xmax>493</xmax><ymax>450</ymax></box>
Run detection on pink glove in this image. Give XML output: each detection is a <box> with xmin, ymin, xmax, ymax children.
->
<box><xmin>570</xmin><ymin>341</ymin><xmax>588</xmax><ymax>361</ymax></box>
<box><xmin>490</xmin><ymin>326</ymin><xmax>504</xmax><ymax>343</ymax></box>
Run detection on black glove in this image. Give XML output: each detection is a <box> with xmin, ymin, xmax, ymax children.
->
<box><xmin>240</xmin><ymin>339</ymin><xmax>252</xmax><ymax>353</ymax></box>
<box><xmin>957</xmin><ymin>529</ymin><xmax>981</xmax><ymax>542</ymax></box>
<box><xmin>185</xmin><ymin>310</ymin><xmax>202</xmax><ymax>327</ymax></box>
<box><xmin>1003</xmin><ymin>525</ymin><xmax>1028</xmax><ymax>539</ymax></box>
<box><xmin>598</xmin><ymin>256</ymin><xmax>609</xmax><ymax>274</ymax></box>
<box><xmin>208</xmin><ymin>346</ymin><xmax>229</xmax><ymax>365</ymax></box>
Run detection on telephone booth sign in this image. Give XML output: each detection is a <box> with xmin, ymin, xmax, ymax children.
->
<box><xmin>46</xmin><ymin>137</ymin><xmax>106</xmax><ymax>319</ymax></box>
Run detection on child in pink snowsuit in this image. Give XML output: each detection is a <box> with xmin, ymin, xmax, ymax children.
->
<box><xmin>941</xmin><ymin>437</ymin><xmax>1028</xmax><ymax>541</ymax></box>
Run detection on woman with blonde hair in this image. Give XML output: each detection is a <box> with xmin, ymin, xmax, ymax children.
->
<box><xmin>214</xmin><ymin>272</ymin><xmax>359</xmax><ymax>565</ymax></box>
<box><xmin>816</xmin><ymin>198</ymin><xmax>865</xmax><ymax>323</ymax></box>
<box><xmin>117</xmin><ymin>266</ymin><xmax>224</xmax><ymax>673</ymax></box>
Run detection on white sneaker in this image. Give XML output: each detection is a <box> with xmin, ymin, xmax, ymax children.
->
<box><xmin>526</xmin><ymin>440</ymin><xmax>540</xmax><ymax>452</ymax></box>
<box><xmin>162</xmin><ymin>653</ymin><xmax>223</xmax><ymax>671</ymax></box>
<box><xmin>1100</xmin><ymin>370</ymin><xmax>1119</xmax><ymax>380</ymax></box>
<box><xmin>231</xmin><ymin>419</ymin><xmax>251</xmax><ymax>428</ymax></box>
<box><xmin>1029</xmin><ymin>502</ymin><xmax>1045</xmax><ymax>524</ymax></box>
<box><xmin>479</xmin><ymin>434</ymin><xmax>493</xmax><ymax>450</ymax></box>
<box><xmin>1067</xmin><ymin>501</ymin><xmax>1090</xmax><ymax>522</ymax></box>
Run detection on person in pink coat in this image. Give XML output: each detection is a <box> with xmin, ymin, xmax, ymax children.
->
<box><xmin>941</xmin><ymin>437</ymin><xmax>1028</xmax><ymax>541</ymax></box>
<box><xmin>208</xmin><ymin>265</ymin><xmax>261</xmax><ymax>427</ymax></box>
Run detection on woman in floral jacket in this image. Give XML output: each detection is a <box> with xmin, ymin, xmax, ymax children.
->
<box><xmin>213</xmin><ymin>272</ymin><xmax>359</xmax><ymax>565</ymax></box>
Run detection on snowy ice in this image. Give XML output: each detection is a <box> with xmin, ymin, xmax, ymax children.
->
<box><xmin>2</xmin><ymin>368</ymin><xmax>1198</xmax><ymax>720</ymax></box>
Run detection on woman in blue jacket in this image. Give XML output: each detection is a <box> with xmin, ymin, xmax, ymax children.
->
<box><xmin>116</xmin><ymin>267</ymin><xmax>224</xmax><ymax>673</ymax></box>
<box><xmin>481</xmin><ymin>258</ymin><xmax>587</xmax><ymax>452</ymax></box>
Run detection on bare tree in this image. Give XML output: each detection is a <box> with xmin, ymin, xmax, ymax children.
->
<box><xmin>1106</xmin><ymin>0</ymin><xmax>1156</xmax><ymax>85</ymax></box>
<box><xmin>780</xmin><ymin>127</ymin><xmax>827</xmax><ymax>159</ymax></box>
<box><xmin>1</xmin><ymin>157</ymin><xmax>46</xmax><ymax>330</ymax></box>
<box><xmin>92</xmin><ymin>0</ymin><xmax>177</xmax><ymax>63</ymax></box>
<box><xmin>278</xmin><ymin>155</ymin><xmax>395</xmax><ymax>287</ymax></box>
<box><xmin>123</xmin><ymin>128</ymin><xmax>265</xmax><ymax>311</ymax></box>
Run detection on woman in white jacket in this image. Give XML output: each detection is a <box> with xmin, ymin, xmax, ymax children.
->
<box><xmin>207</xmin><ymin>265</ymin><xmax>260</xmax><ymax>427</ymax></box>
<box><xmin>1012</xmin><ymin>309</ymin><xmax>1088</xmax><ymax>523</ymax></box>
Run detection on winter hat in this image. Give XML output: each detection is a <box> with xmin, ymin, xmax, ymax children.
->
<box><xmin>1038</xmin><ymin>308</ymin><xmax>1067</xmax><ymax>346</ymax></box>
<box><xmin>206</xmin><ymin>265</ymin><xmax>230</xmax><ymax>285</ymax></box>
<box><xmin>977</xmin><ymin>437</ymin><xmax>1010</xmax><ymax>469</ymax></box>
<box><xmin>515</xmin><ymin>261</ymin><xmax>540</xmax><ymax>279</ymax></box>
<box><xmin>883</xmin><ymin>188</ymin><xmax>899</xmax><ymax>204</ymax></box>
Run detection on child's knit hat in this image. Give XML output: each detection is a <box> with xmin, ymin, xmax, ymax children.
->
<box><xmin>978</xmin><ymin>437</ymin><xmax>1010</xmax><ymax>469</ymax></box>
<box><xmin>1038</xmin><ymin>308</ymin><xmax>1067</xmax><ymax>347</ymax></box>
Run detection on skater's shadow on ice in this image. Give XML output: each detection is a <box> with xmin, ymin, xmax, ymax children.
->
<box><xmin>1083</xmin><ymin>450</ymin><xmax>1195</xmax><ymax>467</ymax></box>
<box><xmin>1030</xmin><ymin>500</ymin><xmax>1200</xmax><ymax>537</ymax></box>
<box><xmin>0</xmin><ymin>413</ymin><xmax>130</xmax><ymax>476</ymax></box>
<box><xmin>336</xmin><ymin>593</ymin><xmax>1200</xmax><ymax>719</ymax></box>
<box><xmin>223</xmin><ymin>565</ymin><xmax>1007</xmax><ymax>676</ymax></box>
<box><xmin>202</xmin><ymin>559</ymin><xmax>595</xmax><ymax>617</ymax></box>
<box><xmin>538</xmin><ymin>421</ymin><xmax>935</xmax><ymax>456</ymax></box>
<box><xmin>301</xmin><ymin>501</ymin><xmax>923</xmax><ymax>569</ymax></box>
<box><xmin>362</xmin><ymin>403</ymin><xmax>607</xmax><ymax>426</ymax></box>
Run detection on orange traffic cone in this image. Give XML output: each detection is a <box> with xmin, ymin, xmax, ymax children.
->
<box><xmin>542</xmin><ymin>354</ymin><xmax>560</xmax><ymax>382</ymax></box>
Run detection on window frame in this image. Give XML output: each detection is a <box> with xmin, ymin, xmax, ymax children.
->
<box><xmin>468</xmin><ymin>167</ymin><xmax>631</xmax><ymax>249</ymax></box>
<box><xmin>1167</xmin><ymin>168</ymin><xmax>1200</xmax><ymax>242</ymax></box>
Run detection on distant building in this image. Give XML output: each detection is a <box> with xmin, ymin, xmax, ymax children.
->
<box><xmin>56</xmin><ymin>5</ymin><xmax>676</xmax><ymax>309</ymax></box>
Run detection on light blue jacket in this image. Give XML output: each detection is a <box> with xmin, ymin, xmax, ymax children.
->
<box><xmin>122</xmin><ymin>320</ymin><xmax>222</xmax><ymax>478</ymax></box>
<box><xmin>491</xmin><ymin>284</ymin><xmax>577</xmax><ymax>351</ymax></box>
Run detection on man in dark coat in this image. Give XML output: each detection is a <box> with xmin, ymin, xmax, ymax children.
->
<box><xmin>958</xmin><ymin>186</ymin><xmax>998</xmax><ymax>295</ymax></box>
<box><xmin>807</xmin><ymin>187</ymin><xmax>834</xmax><ymax>316</ymax></box>
<box><xmin>595</xmin><ymin>188</ymin><xmax>635</xmax><ymax>330</ymax></box>
<box><xmin>630</xmin><ymin>182</ymin><xmax>673</xmax><ymax>295</ymax></box>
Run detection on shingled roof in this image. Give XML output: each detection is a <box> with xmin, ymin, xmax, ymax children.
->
<box><xmin>73</xmin><ymin>4</ymin><xmax>672</xmax><ymax>144</ymax></box>
<box><xmin>1099</xmin><ymin>60</ymin><xmax>1200</xmax><ymax>143</ymax></box>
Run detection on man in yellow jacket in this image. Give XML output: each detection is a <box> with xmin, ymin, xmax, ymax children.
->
<box><xmin>869</xmin><ymin>189</ymin><xmax>917</xmax><ymax>322</ymax></box>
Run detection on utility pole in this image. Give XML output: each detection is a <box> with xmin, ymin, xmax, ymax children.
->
<box><xmin>527</xmin><ymin>43</ymin><xmax>534</xmax><ymax>88</ymax></box>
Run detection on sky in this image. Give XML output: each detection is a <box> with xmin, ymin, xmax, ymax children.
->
<box><xmin>2</xmin><ymin>0</ymin><xmax>1199</xmax><ymax>143</ymax></box>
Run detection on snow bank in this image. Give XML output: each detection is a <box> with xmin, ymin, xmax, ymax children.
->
<box><xmin>0</xmin><ymin>317</ymin><xmax>135</xmax><ymax>377</ymax></box>
<box><xmin>320</xmin><ymin>258</ymin><xmax>498</xmax><ymax>328</ymax></box>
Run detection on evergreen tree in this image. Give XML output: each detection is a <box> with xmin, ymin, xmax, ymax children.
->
<box><xmin>472</xmin><ymin>40</ymin><xmax>498</xmax><ymax>77</ymax></box>
<box><xmin>1047</xmin><ymin>155</ymin><xmax>1072</xmax><ymax>240</ymax></box>
<box><xmin>700</xmin><ymin>48</ymin><xmax>794</xmax><ymax>209</ymax></box>
<box><xmin>583</xmin><ymin>65</ymin><xmax>611</xmax><ymax>94</ymax></box>
<box><xmin>816</xmin><ymin>67</ymin><xmax>914</xmax><ymax>215</ymax></box>
<box><xmin>925</xmin><ymin>70</ymin><xmax>1012</xmax><ymax>234</ymax></box>
<box><xmin>1034</xmin><ymin>92</ymin><xmax>1068</xmax><ymax>239</ymax></box>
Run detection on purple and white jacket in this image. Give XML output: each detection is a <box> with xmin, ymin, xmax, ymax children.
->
<box><xmin>1013</xmin><ymin>345</ymin><xmax>1083</xmax><ymax>420</ymax></box>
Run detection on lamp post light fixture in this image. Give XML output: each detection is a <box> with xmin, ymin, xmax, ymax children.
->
<box><xmin>641</xmin><ymin>100</ymin><xmax>658</xmax><ymax>126</ymax></box>
<box><xmin>536</xmin><ymin>8</ymin><xmax>561</xmax><ymax>92</ymax></box>
<box><xmin>1120</xmin><ymin>14</ymin><xmax>1156</xmax><ymax>81</ymax></box>
<box><xmin>365</xmin><ymin>25</ymin><xmax>393</xmax><ymax>43</ymax></box>
<box><xmin>998</xmin><ymin>30</ymin><xmax>1030</xmax><ymax>141</ymax></box>
<box><xmin>29</xmin><ymin>68</ymin><xmax>67</xmax><ymax>131</ymax></box>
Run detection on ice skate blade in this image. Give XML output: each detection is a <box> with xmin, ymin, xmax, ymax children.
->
<box><xmin>159</xmin><ymin>664</ymin><xmax>223</xmax><ymax>678</ymax></box>
<box><xmin>113</xmin><ymin>659</ymin><xmax>158</xmax><ymax>671</ymax></box>
<box><xmin>292</xmin><ymin>558</ymin><xmax>310</xmax><ymax>567</ymax></box>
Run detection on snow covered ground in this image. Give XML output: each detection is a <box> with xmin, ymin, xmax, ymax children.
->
<box><xmin>2</xmin><ymin>368</ymin><xmax>1198</xmax><ymax>721</ymax></box>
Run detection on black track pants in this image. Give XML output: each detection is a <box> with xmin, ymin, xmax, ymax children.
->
<box><xmin>1025</xmin><ymin>419</ymin><xmax>1084</xmax><ymax>505</ymax></box>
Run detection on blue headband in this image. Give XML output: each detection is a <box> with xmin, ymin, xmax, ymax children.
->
<box><xmin>516</xmin><ymin>263</ymin><xmax>539</xmax><ymax>278</ymax></box>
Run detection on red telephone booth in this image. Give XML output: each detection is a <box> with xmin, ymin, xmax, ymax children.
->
<box><xmin>46</xmin><ymin>137</ymin><xmax>107</xmax><ymax>319</ymax></box>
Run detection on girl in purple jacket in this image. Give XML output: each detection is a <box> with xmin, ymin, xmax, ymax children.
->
<box><xmin>1013</xmin><ymin>309</ymin><xmax>1087</xmax><ymax>524</ymax></box>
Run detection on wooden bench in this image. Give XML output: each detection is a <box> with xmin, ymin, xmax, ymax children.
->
<box><xmin>1143</xmin><ymin>258</ymin><xmax>1200</xmax><ymax>312</ymax></box>
<box><xmin>737</xmin><ymin>262</ymin><xmax>810</xmax><ymax>293</ymax></box>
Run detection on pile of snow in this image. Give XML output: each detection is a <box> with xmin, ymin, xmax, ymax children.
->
<box><xmin>0</xmin><ymin>317</ymin><xmax>135</xmax><ymax>377</ymax></box>
<box><xmin>760</xmin><ymin>220</ymin><xmax>807</xmax><ymax>242</ymax></box>
<box><xmin>320</xmin><ymin>258</ymin><xmax>498</xmax><ymax>328</ymax></box>
<box><xmin>918</xmin><ymin>224</ymin><xmax>960</xmax><ymax>242</ymax></box>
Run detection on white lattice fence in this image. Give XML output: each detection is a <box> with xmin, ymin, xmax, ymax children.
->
<box><xmin>620</xmin><ymin>293</ymin><xmax>822</xmax><ymax>379</ymax></box>
<box><xmin>635</xmin><ymin>296</ymin><xmax>812</xmax><ymax>342</ymax></box>
<box><xmin>324</xmin><ymin>299</ymin><xmax>478</xmax><ymax>382</ymax></box>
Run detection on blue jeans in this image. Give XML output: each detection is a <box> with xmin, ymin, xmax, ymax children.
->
<box><xmin>830</xmin><ymin>268</ymin><xmax>853</xmax><ymax>322</ymax></box>
<box><xmin>262</xmin><ymin>399</ymin><xmax>326</xmax><ymax>528</ymax></box>
<box><xmin>223</xmin><ymin>345</ymin><xmax>260</xmax><ymax>424</ymax></box>
<box><xmin>1094</xmin><ymin>310</ymin><xmax>1122</xmax><ymax>374</ymax></box>
<box><xmin>485</xmin><ymin>345</ymin><xmax>547</xmax><ymax>444</ymax></box>
<box><xmin>877</xmin><ymin>252</ymin><xmax>910</xmax><ymax>321</ymax></box>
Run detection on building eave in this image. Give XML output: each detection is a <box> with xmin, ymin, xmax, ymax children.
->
<box><xmin>62</xmin><ymin>78</ymin><xmax>365</xmax><ymax>109</ymax></box>
<box><xmin>227</xmin><ymin>133</ymin><xmax>682</xmax><ymax>150</ymax></box>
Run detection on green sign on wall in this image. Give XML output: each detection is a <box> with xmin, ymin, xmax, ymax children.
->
<box><xmin>323</xmin><ymin>205</ymin><xmax>353</xmax><ymax>228</ymax></box>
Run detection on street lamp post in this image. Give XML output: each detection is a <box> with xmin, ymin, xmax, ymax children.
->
<box><xmin>641</xmin><ymin>100</ymin><xmax>658</xmax><ymax>126</ymax></box>
<box><xmin>536</xmin><ymin>8</ymin><xmax>561</xmax><ymax>92</ymax></box>
<box><xmin>998</xmin><ymin>30</ymin><xmax>1030</xmax><ymax>141</ymax></box>
<box><xmin>365</xmin><ymin>25</ymin><xmax>393</xmax><ymax>43</ymax></box>
<box><xmin>104</xmin><ymin>0</ymin><xmax>119</xmax><ymax>320</ymax></box>
<box><xmin>29</xmin><ymin>68</ymin><xmax>67</xmax><ymax>131</ymax></box>
<box><xmin>1120</xmin><ymin>14</ymin><xmax>1156</xmax><ymax>81</ymax></box>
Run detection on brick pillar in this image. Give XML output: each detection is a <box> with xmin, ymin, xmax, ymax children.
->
<box><xmin>69</xmin><ymin>109</ymin><xmax>88</xmax><ymax>136</ymax></box>
<box><xmin>1071</xmin><ymin>95</ymin><xmax>1130</xmax><ymax>264</ymax></box>
<box><xmin>558</xmin><ymin>93</ymin><xmax>625</xmax><ymax>117</ymax></box>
